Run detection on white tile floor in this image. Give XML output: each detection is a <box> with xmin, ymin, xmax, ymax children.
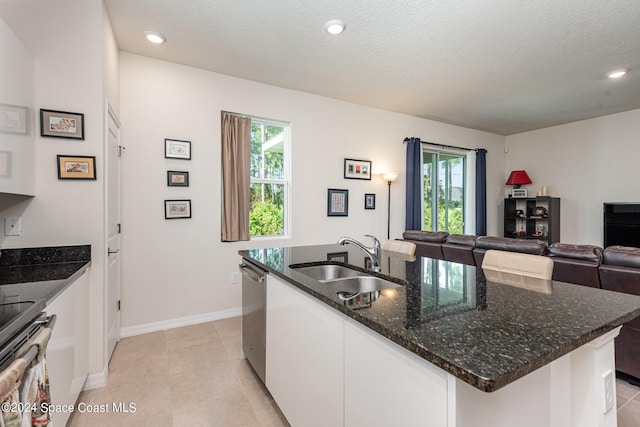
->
<box><xmin>68</xmin><ymin>316</ymin><xmax>640</xmax><ymax>426</ymax></box>
<box><xmin>69</xmin><ymin>317</ymin><xmax>288</xmax><ymax>426</ymax></box>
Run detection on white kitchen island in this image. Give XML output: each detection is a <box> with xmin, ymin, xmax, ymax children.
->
<box><xmin>240</xmin><ymin>245</ymin><xmax>640</xmax><ymax>427</ymax></box>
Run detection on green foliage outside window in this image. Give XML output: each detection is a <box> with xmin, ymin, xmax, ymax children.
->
<box><xmin>424</xmin><ymin>205</ymin><xmax>463</xmax><ymax>234</ymax></box>
<box><xmin>250</xmin><ymin>121</ymin><xmax>287</xmax><ymax>237</ymax></box>
<box><xmin>249</xmin><ymin>200</ymin><xmax>283</xmax><ymax>236</ymax></box>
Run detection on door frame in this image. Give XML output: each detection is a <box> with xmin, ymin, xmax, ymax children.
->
<box><xmin>103</xmin><ymin>99</ymin><xmax>122</xmax><ymax>368</ymax></box>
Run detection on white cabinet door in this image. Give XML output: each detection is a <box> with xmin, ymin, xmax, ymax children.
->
<box><xmin>344</xmin><ymin>319</ymin><xmax>450</xmax><ymax>427</ymax></box>
<box><xmin>46</xmin><ymin>271</ymin><xmax>90</xmax><ymax>426</ymax></box>
<box><xmin>266</xmin><ymin>275</ymin><xmax>344</xmax><ymax>427</ymax></box>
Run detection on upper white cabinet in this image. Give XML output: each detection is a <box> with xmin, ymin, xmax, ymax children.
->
<box><xmin>0</xmin><ymin>15</ymin><xmax>35</xmax><ymax>196</ymax></box>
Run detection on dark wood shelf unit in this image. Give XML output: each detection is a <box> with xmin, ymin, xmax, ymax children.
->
<box><xmin>503</xmin><ymin>197</ymin><xmax>561</xmax><ymax>245</ymax></box>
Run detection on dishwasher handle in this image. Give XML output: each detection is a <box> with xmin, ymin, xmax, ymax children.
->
<box><xmin>240</xmin><ymin>263</ymin><xmax>266</xmax><ymax>283</ymax></box>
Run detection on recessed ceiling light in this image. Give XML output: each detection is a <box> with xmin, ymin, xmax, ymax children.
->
<box><xmin>324</xmin><ymin>20</ymin><xmax>346</xmax><ymax>35</ymax></box>
<box><xmin>144</xmin><ymin>30</ymin><xmax>166</xmax><ymax>44</ymax></box>
<box><xmin>607</xmin><ymin>69</ymin><xmax>628</xmax><ymax>79</ymax></box>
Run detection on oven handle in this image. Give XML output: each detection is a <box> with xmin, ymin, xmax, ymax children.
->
<box><xmin>20</xmin><ymin>314</ymin><xmax>57</xmax><ymax>368</ymax></box>
<box><xmin>37</xmin><ymin>314</ymin><xmax>56</xmax><ymax>329</ymax></box>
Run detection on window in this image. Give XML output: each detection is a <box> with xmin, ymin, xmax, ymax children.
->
<box><xmin>422</xmin><ymin>150</ymin><xmax>466</xmax><ymax>234</ymax></box>
<box><xmin>249</xmin><ymin>117</ymin><xmax>290</xmax><ymax>238</ymax></box>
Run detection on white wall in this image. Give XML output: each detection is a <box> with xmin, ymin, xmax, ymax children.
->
<box><xmin>119</xmin><ymin>52</ymin><xmax>505</xmax><ymax>330</ymax></box>
<box><xmin>505</xmin><ymin>108</ymin><xmax>640</xmax><ymax>245</ymax></box>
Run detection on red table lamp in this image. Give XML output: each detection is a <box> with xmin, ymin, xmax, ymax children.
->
<box><xmin>505</xmin><ymin>170</ymin><xmax>532</xmax><ymax>198</ymax></box>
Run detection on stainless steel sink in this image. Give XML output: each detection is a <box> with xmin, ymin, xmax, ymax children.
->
<box><xmin>326</xmin><ymin>276</ymin><xmax>401</xmax><ymax>293</ymax></box>
<box><xmin>291</xmin><ymin>264</ymin><xmax>401</xmax><ymax>294</ymax></box>
<box><xmin>292</xmin><ymin>264</ymin><xmax>363</xmax><ymax>282</ymax></box>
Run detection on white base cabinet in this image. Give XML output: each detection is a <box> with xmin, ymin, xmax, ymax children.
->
<box><xmin>45</xmin><ymin>271</ymin><xmax>90</xmax><ymax>426</ymax></box>
<box><xmin>344</xmin><ymin>319</ymin><xmax>449</xmax><ymax>427</ymax></box>
<box><xmin>266</xmin><ymin>275</ymin><xmax>620</xmax><ymax>427</ymax></box>
<box><xmin>266</xmin><ymin>275</ymin><xmax>344</xmax><ymax>427</ymax></box>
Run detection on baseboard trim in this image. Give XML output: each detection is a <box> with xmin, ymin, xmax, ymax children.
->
<box><xmin>83</xmin><ymin>368</ymin><xmax>107</xmax><ymax>391</ymax></box>
<box><xmin>119</xmin><ymin>307</ymin><xmax>242</xmax><ymax>338</ymax></box>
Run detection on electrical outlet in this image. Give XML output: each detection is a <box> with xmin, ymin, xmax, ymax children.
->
<box><xmin>231</xmin><ymin>272</ymin><xmax>240</xmax><ymax>284</ymax></box>
<box><xmin>4</xmin><ymin>217</ymin><xmax>21</xmax><ymax>236</ymax></box>
<box><xmin>603</xmin><ymin>370</ymin><xmax>614</xmax><ymax>413</ymax></box>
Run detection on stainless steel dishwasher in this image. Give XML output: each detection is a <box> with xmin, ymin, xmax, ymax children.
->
<box><xmin>240</xmin><ymin>260</ymin><xmax>267</xmax><ymax>383</ymax></box>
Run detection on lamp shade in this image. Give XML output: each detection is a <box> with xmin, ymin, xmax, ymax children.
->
<box><xmin>382</xmin><ymin>172</ymin><xmax>399</xmax><ymax>183</ymax></box>
<box><xmin>505</xmin><ymin>170</ymin><xmax>532</xmax><ymax>186</ymax></box>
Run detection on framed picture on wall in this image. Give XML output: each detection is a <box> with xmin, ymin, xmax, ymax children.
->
<box><xmin>165</xmin><ymin>138</ymin><xmax>191</xmax><ymax>160</ymax></box>
<box><xmin>327</xmin><ymin>252</ymin><xmax>349</xmax><ymax>263</ymax></box>
<box><xmin>167</xmin><ymin>170</ymin><xmax>189</xmax><ymax>187</ymax></box>
<box><xmin>40</xmin><ymin>109</ymin><xmax>84</xmax><ymax>139</ymax></box>
<box><xmin>0</xmin><ymin>104</ymin><xmax>28</xmax><ymax>134</ymax></box>
<box><xmin>165</xmin><ymin>199</ymin><xmax>192</xmax><ymax>219</ymax></box>
<box><xmin>344</xmin><ymin>158</ymin><xmax>372</xmax><ymax>180</ymax></box>
<box><xmin>328</xmin><ymin>188</ymin><xmax>348</xmax><ymax>216</ymax></box>
<box><xmin>56</xmin><ymin>155</ymin><xmax>96</xmax><ymax>180</ymax></box>
<box><xmin>364</xmin><ymin>193</ymin><xmax>376</xmax><ymax>209</ymax></box>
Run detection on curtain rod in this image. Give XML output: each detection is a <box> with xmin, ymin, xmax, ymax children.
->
<box><xmin>402</xmin><ymin>137</ymin><xmax>481</xmax><ymax>153</ymax></box>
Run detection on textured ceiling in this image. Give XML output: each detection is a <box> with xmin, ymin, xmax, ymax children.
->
<box><xmin>103</xmin><ymin>0</ymin><xmax>640</xmax><ymax>135</ymax></box>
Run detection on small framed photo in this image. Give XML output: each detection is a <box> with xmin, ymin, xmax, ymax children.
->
<box><xmin>364</xmin><ymin>193</ymin><xmax>376</xmax><ymax>210</ymax></box>
<box><xmin>165</xmin><ymin>139</ymin><xmax>191</xmax><ymax>160</ymax></box>
<box><xmin>328</xmin><ymin>252</ymin><xmax>349</xmax><ymax>263</ymax></box>
<box><xmin>165</xmin><ymin>199</ymin><xmax>192</xmax><ymax>219</ymax></box>
<box><xmin>344</xmin><ymin>158</ymin><xmax>372</xmax><ymax>180</ymax></box>
<box><xmin>40</xmin><ymin>109</ymin><xmax>84</xmax><ymax>140</ymax></box>
<box><xmin>57</xmin><ymin>155</ymin><xmax>96</xmax><ymax>180</ymax></box>
<box><xmin>0</xmin><ymin>104</ymin><xmax>28</xmax><ymax>134</ymax></box>
<box><xmin>328</xmin><ymin>188</ymin><xmax>348</xmax><ymax>216</ymax></box>
<box><xmin>167</xmin><ymin>170</ymin><xmax>189</xmax><ymax>187</ymax></box>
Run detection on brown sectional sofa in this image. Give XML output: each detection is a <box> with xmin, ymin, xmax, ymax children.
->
<box><xmin>401</xmin><ymin>230</ymin><xmax>640</xmax><ymax>383</ymax></box>
<box><xmin>599</xmin><ymin>246</ymin><xmax>640</xmax><ymax>383</ymax></box>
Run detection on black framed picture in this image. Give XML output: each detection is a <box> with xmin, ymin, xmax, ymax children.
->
<box><xmin>165</xmin><ymin>138</ymin><xmax>191</xmax><ymax>160</ymax></box>
<box><xmin>165</xmin><ymin>199</ymin><xmax>191</xmax><ymax>219</ymax></box>
<box><xmin>327</xmin><ymin>188</ymin><xmax>348</xmax><ymax>216</ymax></box>
<box><xmin>56</xmin><ymin>155</ymin><xmax>96</xmax><ymax>180</ymax></box>
<box><xmin>40</xmin><ymin>109</ymin><xmax>85</xmax><ymax>140</ymax></box>
<box><xmin>365</xmin><ymin>193</ymin><xmax>376</xmax><ymax>209</ymax></box>
<box><xmin>167</xmin><ymin>170</ymin><xmax>189</xmax><ymax>187</ymax></box>
<box><xmin>344</xmin><ymin>158</ymin><xmax>372</xmax><ymax>180</ymax></box>
<box><xmin>327</xmin><ymin>252</ymin><xmax>349</xmax><ymax>263</ymax></box>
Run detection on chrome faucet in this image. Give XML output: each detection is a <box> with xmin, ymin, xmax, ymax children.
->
<box><xmin>337</xmin><ymin>234</ymin><xmax>381</xmax><ymax>272</ymax></box>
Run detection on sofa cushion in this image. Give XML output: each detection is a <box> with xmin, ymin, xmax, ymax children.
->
<box><xmin>548</xmin><ymin>243</ymin><xmax>603</xmax><ymax>264</ymax></box>
<box><xmin>603</xmin><ymin>245</ymin><xmax>640</xmax><ymax>268</ymax></box>
<box><xmin>402</xmin><ymin>230</ymin><xmax>449</xmax><ymax>243</ymax></box>
<box><xmin>444</xmin><ymin>234</ymin><xmax>477</xmax><ymax>247</ymax></box>
<box><xmin>474</xmin><ymin>236</ymin><xmax>548</xmax><ymax>255</ymax></box>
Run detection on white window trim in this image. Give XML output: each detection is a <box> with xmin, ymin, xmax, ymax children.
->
<box><xmin>249</xmin><ymin>117</ymin><xmax>291</xmax><ymax>240</ymax></box>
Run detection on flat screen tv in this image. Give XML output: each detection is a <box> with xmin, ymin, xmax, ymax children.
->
<box><xmin>604</xmin><ymin>203</ymin><xmax>640</xmax><ymax>248</ymax></box>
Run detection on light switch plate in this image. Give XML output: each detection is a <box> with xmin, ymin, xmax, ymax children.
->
<box><xmin>4</xmin><ymin>217</ymin><xmax>21</xmax><ymax>236</ymax></box>
<box><xmin>231</xmin><ymin>272</ymin><xmax>240</xmax><ymax>284</ymax></box>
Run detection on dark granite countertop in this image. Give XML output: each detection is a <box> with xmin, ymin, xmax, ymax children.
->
<box><xmin>0</xmin><ymin>245</ymin><xmax>91</xmax><ymax>345</ymax></box>
<box><xmin>240</xmin><ymin>244</ymin><xmax>640</xmax><ymax>392</ymax></box>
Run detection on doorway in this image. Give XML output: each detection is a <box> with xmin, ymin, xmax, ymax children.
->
<box><xmin>106</xmin><ymin>102</ymin><xmax>121</xmax><ymax>362</ymax></box>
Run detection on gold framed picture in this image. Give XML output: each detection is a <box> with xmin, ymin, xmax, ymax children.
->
<box><xmin>57</xmin><ymin>155</ymin><xmax>96</xmax><ymax>180</ymax></box>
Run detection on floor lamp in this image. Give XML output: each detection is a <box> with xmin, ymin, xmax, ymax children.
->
<box><xmin>382</xmin><ymin>173</ymin><xmax>399</xmax><ymax>239</ymax></box>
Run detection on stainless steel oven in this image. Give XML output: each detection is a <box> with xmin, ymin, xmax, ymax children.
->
<box><xmin>240</xmin><ymin>260</ymin><xmax>267</xmax><ymax>383</ymax></box>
